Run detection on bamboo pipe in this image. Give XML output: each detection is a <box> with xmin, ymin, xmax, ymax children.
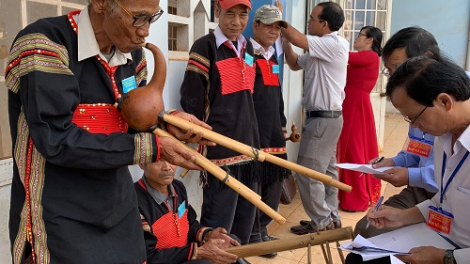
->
<box><xmin>159</xmin><ymin>113</ymin><xmax>352</xmax><ymax>192</ymax></box>
<box><xmin>155</xmin><ymin>128</ymin><xmax>286</xmax><ymax>225</ymax></box>
<box><xmin>225</xmin><ymin>227</ymin><xmax>353</xmax><ymax>258</ymax></box>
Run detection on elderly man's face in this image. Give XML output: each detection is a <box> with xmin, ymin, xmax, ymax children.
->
<box><xmin>101</xmin><ymin>0</ymin><xmax>162</xmax><ymax>53</ymax></box>
<box><xmin>383</xmin><ymin>47</ymin><xmax>408</xmax><ymax>77</ymax></box>
<box><xmin>143</xmin><ymin>160</ymin><xmax>176</xmax><ymax>187</ymax></box>
<box><xmin>215</xmin><ymin>4</ymin><xmax>250</xmax><ymax>41</ymax></box>
<box><xmin>252</xmin><ymin>21</ymin><xmax>282</xmax><ymax>49</ymax></box>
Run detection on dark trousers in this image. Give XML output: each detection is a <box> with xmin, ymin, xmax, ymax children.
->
<box><xmin>200</xmin><ymin>172</ymin><xmax>258</xmax><ymax>245</ymax></box>
<box><xmin>250</xmin><ymin>179</ymin><xmax>283</xmax><ymax>242</ymax></box>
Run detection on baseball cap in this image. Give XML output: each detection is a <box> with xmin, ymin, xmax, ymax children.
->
<box><xmin>217</xmin><ymin>0</ymin><xmax>251</xmax><ymax>10</ymax></box>
<box><xmin>254</xmin><ymin>5</ymin><xmax>287</xmax><ymax>28</ymax></box>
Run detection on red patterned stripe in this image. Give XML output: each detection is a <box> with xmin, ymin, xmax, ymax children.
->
<box><xmin>188</xmin><ymin>60</ymin><xmax>209</xmax><ymax>73</ymax></box>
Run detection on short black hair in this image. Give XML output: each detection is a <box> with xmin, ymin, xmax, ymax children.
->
<box><xmin>382</xmin><ymin>27</ymin><xmax>439</xmax><ymax>61</ymax></box>
<box><xmin>317</xmin><ymin>2</ymin><xmax>345</xmax><ymax>32</ymax></box>
<box><xmin>386</xmin><ymin>56</ymin><xmax>470</xmax><ymax>106</ymax></box>
<box><xmin>361</xmin><ymin>26</ymin><xmax>383</xmax><ymax>57</ymax></box>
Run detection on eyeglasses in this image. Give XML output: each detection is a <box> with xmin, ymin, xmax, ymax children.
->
<box><xmin>381</xmin><ymin>68</ymin><xmax>390</xmax><ymax>78</ymax></box>
<box><xmin>113</xmin><ymin>0</ymin><xmax>164</xmax><ymax>27</ymax></box>
<box><xmin>404</xmin><ymin>106</ymin><xmax>428</xmax><ymax>124</ymax></box>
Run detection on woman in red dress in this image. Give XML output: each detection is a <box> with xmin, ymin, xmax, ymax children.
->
<box><xmin>337</xmin><ymin>26</ymin><xmax>383</xmax><ymax>211</ymax></box>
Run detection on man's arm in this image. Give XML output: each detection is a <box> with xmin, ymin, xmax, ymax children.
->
<box><xmin>281</xmin><ymin>24</ymin><xmax>308</xmax><ymax>50</ymax></box>
<box><xmin>282</xmin><ymin>37</ymin><xmax>302</xmax><ymax>71</ymax></box>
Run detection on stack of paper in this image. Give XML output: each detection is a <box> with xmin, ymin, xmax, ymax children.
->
<box><xmin>336</xmin><ymin>163</ymin><xmax>393</xmax><ymax>175</ymax></box>
<box><xmin>340</xmin><ymin>223</ymin><xmax>456</xmax><ymax>263</ymax></box>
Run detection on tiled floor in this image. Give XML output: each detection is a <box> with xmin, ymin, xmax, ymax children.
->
<box><xmin>245</xmin><ymin>114</ymin><xmax>409</xmax><ymax>264</ymax></box>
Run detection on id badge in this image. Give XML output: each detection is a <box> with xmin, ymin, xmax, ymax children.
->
<box><xmin>272</xmin><ymin>65</ymin><xmax>280</xmax><ymax>74</ymax></box>
<box><xmin>177</xmin><ymin>201</ymin><xmax>186</xmax><ymax>219</ymax></box>
<box><xmin>427</xmin><ymin>205</ymin><xmax>453</xmax><ymax>235</ymax></box>
<box><xmin>406</xmin><ymin>137</ymin><xmax>432</xmax><ymax>158</ymax></box>
<box><xmin>244</xmin><ymin>53</ymin><xmax>254</xmax><ymax>67</ymax></box>
<box><xmin>122</xmin><ymin>76</ymin><xmax>137</xmax><ymax>93</ymax></box>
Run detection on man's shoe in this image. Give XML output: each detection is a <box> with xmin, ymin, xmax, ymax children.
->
<box><xmin>262</xmin><ymin>235</ymin><xmax>279</xmax><ymax>242</ymax></box>
<box><xmin>235</xmin><ymin>258</ymin><xmax>251</xmax><ymax>264</ymax></box>
<box><xmin>259</xmin><ymin>235</ymin><xmax>278</xmax><ymax>258</ymax></box>
<box><xmin>299</xmin><ymin>219</ymin><xmax>342</xmax><ymax>229</ymax></box>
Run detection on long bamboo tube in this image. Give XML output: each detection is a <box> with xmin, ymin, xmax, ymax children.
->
<box><xmin>225</xmin><ymin>227</ymin><xmax>353</xmax><ymax>258</ymax></box>
<box><xmin>159</xmin><ymin>113</ymin><xmax>352</xmax><ymax>192</ymax></box>
<box><xmin>155</xmin><ymin>128</ymin><xmax>286</xmax><ymax>225</ymax></box>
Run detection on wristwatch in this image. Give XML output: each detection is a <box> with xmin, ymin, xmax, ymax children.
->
<box><xmin>444</xmin><ymin>249</ymin><xmax>456</xmax><ymax>264</ymax></box>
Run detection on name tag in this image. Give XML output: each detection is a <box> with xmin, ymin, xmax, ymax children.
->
<box><xmin>427</xmin><ymin>205</ymin><xmax>453</xmax><ymax>235</ymax></box>
<box><xmin>406</xmin><ymin>137</ymin><xmax>432</xmax><ymax>158</ymax></box>
<box><xmin>122</xmin><ymin>76</ymin><xmax>137</xmax><ymax>93</ymax></box>
<box><xmin>178</xmin><ymin>201</ymin><xmax>186</xmax><ymax>219</ymax></box>
<box><xmin>244</xmin><ymin>53</ymin><xmax>254</xmax><ymax>67</ymax></box>
<box><xmin>272</xmin><ymin>65</ymin><xmax>280</xmax><ymax>74</ymax></box>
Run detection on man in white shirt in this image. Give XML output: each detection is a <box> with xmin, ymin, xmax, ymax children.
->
<box><xmin>350</xmin><ymin>56</ymin><xmax>470</xmax><ymax>264</ymax></box>
<box><xmin>282</xmin><ymin>2</ymin><xmax>349</xmax><ymax>235</ymax></box>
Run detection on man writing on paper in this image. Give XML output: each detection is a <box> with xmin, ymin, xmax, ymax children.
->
<box><xmin>346</xmin><ymin>57</ymin><xmax>470</xmax><ymax>264</ymax></box>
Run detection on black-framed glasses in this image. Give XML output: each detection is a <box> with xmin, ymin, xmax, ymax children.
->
<box><xmin>404</xmin><ymin>106</ymin><xmax>428</xmax><ymax>124</ymax></box>
<box><xmin>381</xmin><ymin>68</ymin><xmax>390</xmax><ymax>78</ymax></box>
<box><xmin>113</xmin><ymin>0</ymin><xmax>164</xmax><ymax>27</ymax></box>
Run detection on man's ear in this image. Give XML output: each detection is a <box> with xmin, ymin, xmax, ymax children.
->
<box><xmin>91</xmin><ymin>0</ymin><xmax>108</xmax><ymax>14</ymax></box>
<box><xmin>214</xmin><ymin>3</ymin><xmax>221</xmax><ymax>18</ymax></box>
<box><xmin>436</xmin><ymin>93</ymin><xmax>454</xmax><ymax>111</ymax></box>
<box><xmin>138</xmin><ymin>162</ymin><xmax>145</xmax><ymax>170</ymax></box>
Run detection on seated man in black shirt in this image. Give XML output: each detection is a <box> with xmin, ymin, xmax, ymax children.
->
<box><xmin>135</xmin><ymin>159</ymin><xmax>240</xmax><ymax>264</ymax></box>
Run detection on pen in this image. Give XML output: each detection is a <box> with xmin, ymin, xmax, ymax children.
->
<box><xmin>366</xmin><ymin>195</ymin><xmax>384</xmax><ymax>229</ymax></box>
<box><xmin>360</xmin><ymin>156</ymin><xmax>384</xmax><ymax>176</ymax></box>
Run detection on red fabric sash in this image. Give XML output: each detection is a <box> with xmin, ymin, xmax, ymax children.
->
<box><xmin>216</xmin><ymin>58</ymin><xmax>256</xmax><ymax>95</ymax></box>
<box><xmin>153</xmin><ymin>210</ymin><xmax>189</xmax><ymax>249</ymax></box>
<box><xmin>256</xmin><ymin>58</ymin><xmax>279</xmax><ymax>86</ymax></box>
<box><xmin>72</xmin><ymin>104</ymin><xmax>128</xmax><ymax>135</ymax></box>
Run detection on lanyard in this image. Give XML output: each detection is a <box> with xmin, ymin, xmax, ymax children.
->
<box><xmin>440</xmin><ymin>150</ymin><xmax>470</xmax><ymax>206</ymax></box>
<box><xmin>409</xmin><ymin>133</ymin><xmax>434</xmax><ymax>145</ymax></box>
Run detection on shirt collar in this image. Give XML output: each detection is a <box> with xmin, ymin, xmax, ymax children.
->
<box><xmin>77</xmin><ymin>7</ymin><xmax>133</xmax><ymax>66</ymax></box>
<box><xmin>214</xmin><ymin>26</ymin><xmax>247</xmax><ymax>56</ymax></box>
<box><xmin>141</xmin><ymin>176</ymin><xmax>175</xmax><ymax>205</ymax></box>
<box><xmin>249</xmin><ymin>37</ymin><xmax>275</xmax><ymax>60</ymax></box>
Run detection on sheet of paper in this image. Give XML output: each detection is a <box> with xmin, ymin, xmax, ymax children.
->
<box><xmin>340</xmin><ymin>223</ymin><xmax>456</xmax><ymax>262</ymax></box>
<box><xmin>336</xmin><ymin>163</ymin><xmax>393</xmax><ymax>175</ymax></box>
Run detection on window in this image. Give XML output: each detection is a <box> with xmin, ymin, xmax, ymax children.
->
<box><xmin>168</xmin><ymin>24</ymin><xmax>178</xmax><ymax>51</ymax></box>
<box><xmin>343</xmin><ymin>0</ymin><xmax>388</xmax><ymax>51</ymax></box>
<box><xmin>343</xmin><ymin>0</ymin><xmax>390</xmax><ymax>92</ymax></box>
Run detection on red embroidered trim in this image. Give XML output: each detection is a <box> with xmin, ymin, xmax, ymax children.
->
<box><xmin>256</xmin><ymin>58</ymin><xmax>279</xmax><ymax>86</ymax></box>
<box><xmin>72</xmin><ymin>104</ymin><xmax>128</xmax><ymax>135</ymax></box>
<box><xmin>138</xmin><ymin>179</ymin><xmax>147</xmax><ymax>190</ymax></box>
<box><xmin>25</xmin><ymin>139</ymin><xmax>36</xmax><ymax>263</ymax></box>
<box><xmin>216</xmin><ymin>58</ymin><xmax>256</xmax><ymax>95</ymax></box>
<box><xmin>67</xmin><ymin>10</ymin><xmax>81</xmax><ymax>34</ymax></box>
<box><xmin>153</xmin><ymin>209</ymin><xmax>189</xmax><ymax>249</ymax></box>
<box><xmin>6</xmin><ymin>49</ymin><xmax>63</xmax><ymax>74</ymax></box>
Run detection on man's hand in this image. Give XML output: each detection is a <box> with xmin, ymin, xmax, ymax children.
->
<box><xmin>166</xmin><ymin>111</ymin><xmax>216</xmax><ymax>146</ymax></box>
<box><xmin>205</xmin><ymin>227</ymin><xmax>241</xmax><ymax>248</ymax></box>
<box><xmin>196</xmin><ymin>239</ymin><xmax>238</xmax><ymax>264</ymax></box>
<box><xmin>371</xmin><ymin>157</ymin><xmax>395</xmax><ymax>167</ymax></box>
<box><xmin>396</xmin><ymin>246</ymin><xmax>446</xmax><ymax>264</ymax></box>
<box><xmin>275</xmin><ymin>0</ymin><xmax>284</xmax><ymax>14</ymax></box>
<box><xmin>373</xmin><ymin>167</ymin><xmax>409</xmax><ymax>187</ymax></box>
<box><xmin>158</xmin><ymin>136</ymin><xmax>202</xmax><ymax>170</ymax></box>
<box><xmin>367</xmin><ymin>206</ymin><xmax>423</xmax><ymax>230</ymax></box>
